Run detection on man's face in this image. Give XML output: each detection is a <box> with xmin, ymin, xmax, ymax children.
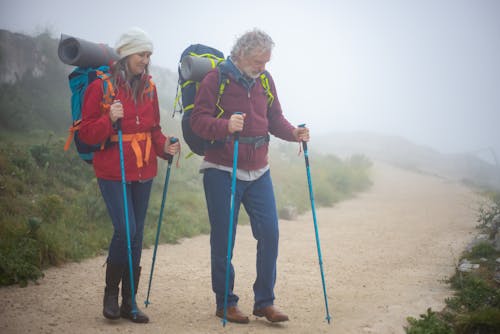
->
<box><xmin>238</xmin><ymin>49</ymin><xmax>271</xmax><ymax>79</ymax></box>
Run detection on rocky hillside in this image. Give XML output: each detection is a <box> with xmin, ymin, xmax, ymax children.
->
<box><xmin>0</xmin><ymin>29</ymin><xmax>178</xmax><ymax>135</ymax></box>
<box><xmin>317</xmin><ymin>131</ymin><xmax>500</xmax><ymax>191</ymax></box>
<box><xmin>0</xmin><ymin>30</ymin><xmax>60</xmax><ymax>85</ymax></box>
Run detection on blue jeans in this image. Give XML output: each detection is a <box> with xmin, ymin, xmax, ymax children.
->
<box><xmin>203</xmin><ymin>168</ymin><xmax>279</xmax><ymax>310</ymax></box>
<box><xmin>98</xmin><ymin>178</ymin><xmax>153</xmax><ymax>267</ymax></box>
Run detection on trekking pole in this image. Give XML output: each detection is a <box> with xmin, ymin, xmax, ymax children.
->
<box><xmin>222</xmin><ymin>112</ymin><xmax>242</xmax><ymax>327</ymax></box>
<box><xmin>115</xmin><ymin>107</ymin><xmax>138</xmax><ymax>320</ymax></box>
<box><xmin>298</xmin><ymin>124</ymin><xmax>331</xmax><ymax>324</ymax></box>
<box><xmin>145</xmin><ymin>137</ymin><xmax>178</xmax><ymax>308</ymax></box>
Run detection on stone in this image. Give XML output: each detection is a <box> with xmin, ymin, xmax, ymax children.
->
<box><xmin>458</xmin><ymin>259</ymin><xmax>480</xmax><ymax>272</ymax></box>
<box><xmin>278</xmin><ymin>205</ymin><xmax>298</xmax><ymax>220</ymax></box>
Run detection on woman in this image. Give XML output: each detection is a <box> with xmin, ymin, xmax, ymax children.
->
<box><xmin>79</xmin><ymin>27</ymin><xmax>180</xmax><ymax>323</ymax></box>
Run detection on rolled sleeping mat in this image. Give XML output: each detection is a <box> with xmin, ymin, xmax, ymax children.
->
<box><xmin>179</xmin><ymin>55</ymin><xmax>220</xmax><ymax>82</ymax></box>
<box><xmin>58</xmin><ymin>34</ymin><xmax>119</xmax><ymax>68</ymax></box>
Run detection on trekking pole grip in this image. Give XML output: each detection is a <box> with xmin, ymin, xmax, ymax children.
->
<box><xmin>113</xmin><ymin>100</ymin><xmax>122</xmax><ymax>131</ymax></box>
<box><xmin>233</xmin><ymin>112</ymin><xmax>243</xmax><ymax>141</ymax></box>
<box><xmin>167</xmin><ymin>137</ymin><xmax>178</xmax><ymax>163</ymax></box>
<box><xmin>298</xmin><ymin>123</ymin><xmax>307</xmax><ymax>151</ymax></box>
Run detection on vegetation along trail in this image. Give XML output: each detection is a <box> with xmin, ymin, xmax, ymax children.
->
<box><xmin>0</xmin><ymin>162</ymin><xmax>483</xmax><ymax>333</ymax></box>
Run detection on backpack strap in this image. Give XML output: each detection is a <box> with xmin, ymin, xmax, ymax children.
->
<box><xmin>259</xmin><ymin>71</ymin><xmax>275</xmax><ymax>108</ymax></box>
<box><xmin>96</xmin><ymin>70</ymin><xmax>115</xmax><ymax>111</ymax></box>
<box><xmin>143</xmin><ymin>78</ymin><xmax>156</xmax><ymax>100</ymax></box>
<box><xmin>188</xmin><ymin>52</ymin><xmax>224</xmax><ymax>66</ymax></box>
<box><xmin>215</xmin><ymin>68</ymin><xmax>229</xmax><ymax>119</ymax></box>
<box><xmin>64</xmin><ymin>120</ymin><xmax>81</xmax><ymax>151</ymax></box>
<box><xmin>176</xmin><ymin>80</ymin><xmax>198</xmax><ymax>113</ymax></box>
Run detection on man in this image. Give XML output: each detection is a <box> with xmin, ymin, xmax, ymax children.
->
<box><xmin>190</xmin><ymin>28</ymin><xmax>309</xmax><ymax>324</ymax></box>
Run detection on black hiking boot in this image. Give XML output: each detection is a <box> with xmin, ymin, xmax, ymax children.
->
<box><xmin>103</xmin><ymin>262</ymin><xmax>124</xmax><ymax>320</ymax></box>
<box><xmin>121</xmin><ymin>266</ymin><xmax>149</xmax><ymax>323</ymax></box>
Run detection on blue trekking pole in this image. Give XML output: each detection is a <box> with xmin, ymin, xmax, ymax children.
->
<box><xmin>116</xmin><ymin>107</ymin><xmax>138</xmax><ymax>320</ymax></box>
<box><xmin>299</xmin><ymin>124</ymin><xmax>331</xmax><ymax>324</ymax></box>
<box><xmin>222</xmin><ymin>112</ymin><xmax>242</xmax><ymax>327</ymax></box>
<box><xmin>145</xmin><ymin>137</ymin><xmax>178</xmax><ymax>308</ymax></box>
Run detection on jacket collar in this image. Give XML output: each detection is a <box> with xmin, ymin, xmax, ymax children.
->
<box><xmin>222</xmin><ymin>57</ymin><xmax>255</xmax><ymax>89</ymax></box>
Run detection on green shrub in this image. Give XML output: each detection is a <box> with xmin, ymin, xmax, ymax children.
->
<box><xmin>455</xmin><ymin>307</ymin><xmax>500</xmax><ymax>334</ymax></box>
<box><xmin>30</xmin><ymin>144</ymin><xmax>51</xmax><ymax>168</ymax></box>
<box><xmin>405</xmin><ymin>308</ymin><xmax>453</xmax><ymax>334</ymax></box>
<box><xmin>447</xmin><ymin>274</ymin><xmax>500</xmax><ymax>311</ymax></box>
<box><xmin>467</xmin><ymin>242</ymin><xmax>497</xmax><ymax>259</ymax></box>
<box><xmin>0</xmin><ymin>235</ymin><xmax>43</xmax><ymax>287</ymax></box>
<box><xmin>0</xmin><ymin>138</ymin><xmax>372</xmax><ymax>286</ymax></box>
<box><xmin>38</xmin><ymin>194</ymin><xmax>64</xmax><ymax>223</ymax></box>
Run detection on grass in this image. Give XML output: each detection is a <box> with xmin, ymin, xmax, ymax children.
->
<box><xmin>0</xmin><ymin>132</ymin><xmax>373</xmax><ymax>286</ymax></box>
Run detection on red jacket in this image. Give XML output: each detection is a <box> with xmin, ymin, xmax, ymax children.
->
<box><xmin>79</xmin><ymin>77</ymin><xmax>168</xmax><ymax>181</ymax></box>
<box><xmin>190</xmin><ymin>60</ymin><xmax>297</xmax><ymax>170</ymax></box>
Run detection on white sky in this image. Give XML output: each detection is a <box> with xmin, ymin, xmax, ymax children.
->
<box><xmin>1</xmin><ymin>0</ymin><xmax>499</xmax><ymax>159</ymax></box>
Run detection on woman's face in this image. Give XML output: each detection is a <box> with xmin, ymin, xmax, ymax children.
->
<box><xmin>127</xmin><ymin>51</ymin><xmax>152</xmax><ymax>75</ymax></box>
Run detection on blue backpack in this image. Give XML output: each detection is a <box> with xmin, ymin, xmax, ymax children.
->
<box><xmin>63</xmin><ymin>66</ymin><xmax>115</xmax><ymax>163</ymax></box>
<box><xmin>174</xmin><ymin>44</ymin><xmax>225</xmax><ymax>158</ymax></box>
<box><xmin>174</xmin><ymin>44</ymin><xmax>275</xmax><ymax>158</ymax></box>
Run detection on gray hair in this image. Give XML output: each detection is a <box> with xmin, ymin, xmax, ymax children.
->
<box><xmin>230</xmin><ymin>29</ymin><xmax>275</xmax><ymax>61</ymax></box>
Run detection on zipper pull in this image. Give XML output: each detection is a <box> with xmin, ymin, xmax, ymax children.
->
<box><xmin>136</xmin><ymin>115</ymin><xmax>140</xmax><ymax>125</ymax></box>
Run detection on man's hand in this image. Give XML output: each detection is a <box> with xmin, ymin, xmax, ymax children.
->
<box><xmin>228</xmin><ymin>113</ymin><xmax>246</xmax><ymax>134</ymax></box>
<box><xmin>293</xmin><ymin>126</ymin><xmax>310</xmax><ymax>142</ymax></box>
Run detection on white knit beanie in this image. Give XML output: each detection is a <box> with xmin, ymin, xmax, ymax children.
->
<box><xmin>115</xmin><ymin>27</ymin><xmax>154</xmax><ymax>59</ymax></box>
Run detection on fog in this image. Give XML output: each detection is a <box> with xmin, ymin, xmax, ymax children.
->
<box><xmin>1</xmin><ymin>0</ymin><xmax>499</xmax><ymax>162</ymax></box>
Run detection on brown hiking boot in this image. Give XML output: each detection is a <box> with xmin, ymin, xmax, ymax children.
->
<box><xmin>253</xmin><ymin>305</ymin><xmax>289</xmax><ymax>322</ymax></box>
<box><xmin>215</xmin><ymin>305</ymin><xmax>250</xmax><ymax>324</ymax></box>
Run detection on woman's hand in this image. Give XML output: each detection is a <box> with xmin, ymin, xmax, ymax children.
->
<box><xmin>164</xmin><ymin>138</ymin><xmax>180</xmax><ymax>155</ymax></box>
<box><xmin>109</xmin><ymin>100</ymin><xmax>124</xmax><ymax>123</ymax></box>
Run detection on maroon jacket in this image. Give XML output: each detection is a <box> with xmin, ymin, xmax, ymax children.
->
<box><xmin>190</xmin><ymin>61</ymin><xmax>297</xmax><ymax>170</ymax></box>
<box><xmin>79</xmin><ymin>77</ymin><xmax>168</xmax><ymax>181</ymax></box>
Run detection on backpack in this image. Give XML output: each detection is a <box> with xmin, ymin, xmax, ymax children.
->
<box><xmin>174</xmin><ymin>44</ymin><xmax>225</xmax><ymax>157</ymax></box>
<box><xmin>63</xmin><ymin>66</ymin><xmax>115</xmax><ymax>163</ymax></box>
<box><xmin>174</xmin><ymin>44</ymin><xmax>275</xmax><ymax>158</ymax></box>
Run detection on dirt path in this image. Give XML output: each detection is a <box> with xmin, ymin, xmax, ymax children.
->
<box><xmin>0</xmin><ymin>162</ymin><xmax>483</xmax><ymax>334</ymax></box>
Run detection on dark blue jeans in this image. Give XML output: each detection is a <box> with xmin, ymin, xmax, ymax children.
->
<box><xmin>203</xmin><ymin>168</ymin><xmax>279</xmax><ymax>310</ymax></box>
<box><xmin>98</xmin><ymin>178</ymin><xmax>153</xmax><ymax>267</ymax></box>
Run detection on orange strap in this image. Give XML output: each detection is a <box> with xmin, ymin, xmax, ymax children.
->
<box><xmin>110</xmin><ymin>132</ymin><xmax>152</xmax><ymax>168</ymax></box>
<box><xmin>64</xmin><ymin>123</ymin><xmax>79</xmax><ymax>151</ymax></box>
<box><xmin>64</xmin><ymin>120</ymin><xmax>105</xmax><ymax>152</ymax></box>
